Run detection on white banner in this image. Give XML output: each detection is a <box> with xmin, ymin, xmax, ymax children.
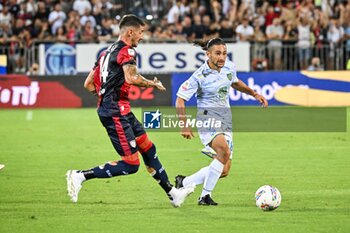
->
<box><xmin>76</xmin><ymin>43</ymin><xmax>250</xmax><ymax>73</ymax></box>
<box><xmin>39</xmin><ymin>43</ymin><xmax>250</xmax><ymax>74</ymax></box>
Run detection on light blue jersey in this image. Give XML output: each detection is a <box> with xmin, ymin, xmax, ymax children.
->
<box><xmin>177</xmin><ymin>58</ymin><xmax>239</xmax><ymax>109</ymax></box>
<box><xmin>177</xmin><ymin>58</ymin><xmax>239</xmax><ymax>149</ymax></box>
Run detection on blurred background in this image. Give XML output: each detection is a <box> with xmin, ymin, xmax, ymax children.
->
<box><xmin>0</xmin><ymin>0</ymin><xmax>349</xmax><ymax>108</ymax></box>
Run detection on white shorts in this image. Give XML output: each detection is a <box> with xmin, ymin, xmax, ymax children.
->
<box><xmin>199</xmin><ymin>131</ymin><xmax>233</xmax><ymax>160</ymax></box>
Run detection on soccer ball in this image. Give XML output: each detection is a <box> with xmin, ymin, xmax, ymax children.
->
<box><xmin>255</xmin><ymin>185</ymin><xmax>281</xmax><ymax>211</ymax></box>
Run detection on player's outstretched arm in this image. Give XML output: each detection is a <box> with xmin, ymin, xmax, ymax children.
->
<box><xmin>231</xmin><ymin>80</ymin><xmax>268</xmax><ymax>108</ymax></box>
<box><xmin>176</xmin><ymin>97</ymin><xmax>195</xmax><ymax>139</ymax></box>
<box><xmin>84</xmin><ymin>69</ymin><xmax>97</xmax><ymax>95</ymax></box>
<box><xmin>123</xmin><ymin>64</ymin><xmax>166</xmax><ymax>91</ymax></box>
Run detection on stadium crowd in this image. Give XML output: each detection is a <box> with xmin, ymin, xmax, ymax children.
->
<box><xmin>0</xmin><ymin>0</ymin><xmax>350</xmax><ymax>72</ymax></box>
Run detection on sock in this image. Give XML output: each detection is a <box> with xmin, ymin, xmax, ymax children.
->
<box><xmin>79</xmin><ymin>160</ymin><xmax>139</xmax><ymax>180</ymax></box>
<box><xmin>201</xmin><ymin>159</ymin><xmax>224</xmax><ymax>197</ymax></box>
<box><xmin>141</xmin><ymin>144</ymin><xmax>173</xmax><ymax>193</ymax></box>
<box><xmin>183</xmin><ymin>167</ymin><xmax>209</xmax><ymax>187</ymax></box>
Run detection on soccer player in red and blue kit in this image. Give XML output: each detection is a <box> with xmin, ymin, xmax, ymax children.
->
<box><xmin>66</xmin><ymin>15</ymin><xmax>194</xmax><ymax>207</ymax></box>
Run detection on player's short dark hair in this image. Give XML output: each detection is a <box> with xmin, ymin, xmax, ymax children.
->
<box><xmin>119</xmin><ymin>14</ymin><xmax>145</xmax><ymax>29</ymax></box>
<box><xmin>193</xmin><ymin>37</ymin><xmax>226</xmax><ymax>51</ymax></box>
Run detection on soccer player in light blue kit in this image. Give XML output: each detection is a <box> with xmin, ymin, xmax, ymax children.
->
<box><xmin>175</xmin><ymin>38</ymin><xmax>268</xmax><ymax>205</ymax></box>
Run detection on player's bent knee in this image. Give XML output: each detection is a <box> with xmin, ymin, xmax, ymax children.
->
<box><xmin>120</xmin><ymin>160</ymin><xmax>139</xmax><ymax>174</ymax></box>
<box><xmin>122</xmin><ymin>152</ymin><xmax>140</xmax><ymax>166</ymax></box>
<box><xmin>136</xmin><ymin>134</ymin><xmax>153</xmax><ymax>153</ymax></box>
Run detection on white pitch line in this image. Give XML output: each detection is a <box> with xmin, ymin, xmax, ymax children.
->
<box><xmin>26</xmin><ymin>111</ymin><xmax>33</xmax><ymax>121</ymax></box>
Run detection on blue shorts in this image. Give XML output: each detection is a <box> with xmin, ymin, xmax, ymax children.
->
<box><xmin>99</xmin><ymin>112</ymin><xmax>145</xmax><ymax>156</ymax></box>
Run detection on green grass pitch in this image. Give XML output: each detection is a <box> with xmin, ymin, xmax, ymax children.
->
<box><xmin>0</xmin><ymin>108</ymin><xmax>349</xmax><ymax>233</ymax></box>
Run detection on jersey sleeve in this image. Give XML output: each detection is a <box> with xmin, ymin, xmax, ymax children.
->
<box><xmin>176</xmin><ymin>74</ymin><xmax>199</xmax><ymax>101</ymax></box>
<box><xmin>116</xmin><ymin>46</ymin><xmax>136</xmax><ymax>66</ymax></box>
<box><xmin>228</xmin><ymin>60</ymin><xmax>239</xmax><ymax>84</ymax></box>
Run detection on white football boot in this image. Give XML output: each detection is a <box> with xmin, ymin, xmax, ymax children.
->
<box><xmin>168</xmin><ymin>183</ymin><xmax>195</xmax><ymax>207</ymax></box>
<box><xmin>201</xmin><ymin>145</ymin><xmax>217</xmax><ymax>158</ymax></box>
<box><xmin>66</xmin><ymin>170</ymin><xmax>85</xmax><ymax>203</ymax></box>
<box><xmin>0</xmin><ymin>164</ymin><xmax>5</xmax><ymax>170</ymax></box>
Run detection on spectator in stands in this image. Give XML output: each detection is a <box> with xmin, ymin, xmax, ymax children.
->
<box><xmin>343</xmin><ymin>1</ymin><xmax>350</xmax><ymax>25</ymax></box>
<box><xmin>252</xmin><ymin>18</ymin><xmax>266</xmax><ymax>60</ymax></box>
<box><xmin>18</xmin><ymin>1</ymin><xmax>33</xmax><ymax>26</ymax></box>
<box><xmin>65</xmin><ymin>10</ymin><xmax>81</xmax><ymax>29</ymax></box>
<box><xmin>219</xmin><ymin>18</ymin><xmax>234</xmax><ymax>40</ymax></box>
<box><xmin>97</xmin><ymin>17</ymin><xmax>112</xmax><ymax>42</ymax></box>
<box><xmin>173</xmin><ymin>21</ymin><xmax>187</xmax><ymax>42</ymax></box>
<box><xmin>26</xmin><ymin>0</ymin><xmax>37</xmax><ymax>15</ymax></box>
<box><xmin>167</xmin><ymin>0</ymin><xmax>182</xmax><ymax>25</ymax></box>
<box><xmin>297</xmin><ymin>17</ymin><xmax>312</xmax><ymax>70</ymax></box>
<box><xmin>253</xmin><ymin>5</ymin><xmax>266</xmax><ymax>28</ymax></box>
<box><xmin>227</xmin><ymin>0</ymin><xmax>238</xmax><ymax>24</ymax></box>
<box><xmin>103</xmin><ymin>0</ymin><xmax>122</xmax><ymax>18</ymax></box>
<box><xmin>73</xmin><ymin>0</ymin><xmax>92</xmax><ymax>16</ymax></box>
<box><xmin>59</xmin><ymin>0</ymin><xmax>71</xmax><ymax>14</ymax></box>
<box><xmin>31</xmin><ymin>18</ymin><xmax>41</xmax><ymax>38</ymax></box>
<box><xmin>12</xmin><ymin>18</ymin><xmax>24</xmax><ymax>36</ymax></box>
<box><xmin>209</xmin><ymin>0</ymin><xmax>224</xmax><ymax>23</ymax></box>
<box><xmin>0</xmin><ymin>6</ymin><xmax>12</xmax><ymax>29</ymax></box>
<box><xmin>81</xmin><ymin>20</ymin><xmax>96</xmax><ymax>42</ymax></box>
<box><xmin>237</xmin><ymin>0</ymin><xmax>254</xmax><ymax>22</ymax></box>
<box><xmin>266</xmin><ymin>18</ymin><xmax>284</xmax><ymax>70</ymax></box>
<box><xmin>307</xmin><ymin>57</ymin><xmax>324</xmax><ymax>71</ymax></box>
<box><xmin>182</xmin><ymin>15</ymin><xmax>195</xmax><ymax>41</ymax></box>
<box><xmin>327</xmin><ymin>18</ymin><xmax>344</xmax><ymax>70</ymax></box>
<box><xmin>66</xmin><ymin>22</ymin><xmax>80</xmax><ymax>43</ymax></box>
<box><xmin>180</xmin><ymin>0</ymin><xmax>191</xmax><ymax>17</ymax></box>
<box><xmin>265</xmin><ymin>5</ymin><xmax>278</xmax><ymax>27</ymax></box>
<box><xmin>110</xmin><ymin>15</ymin><xmax>120</xmax><ymax>37</ymax></box>
<box><xmin>80</xmin><ymin>8</ymin><xmax>96</xmax><ymax>29</ymax></box>
<box><xmin>37</xmin><ymin>20</ymin><xmax>52</xmax><ymax>40</ymax></box>
<box><xmin>283</xmin><ymin>20</ymin><xmax>298</xmax><ymax>69</ymax></box>
<box><xmin>152</xmin><ymin>25</ymin><xmax>165</xmax><ymax>40</ymax></box>
<box><xmin>236</xmin><ymin>18</ymin><xmax>254</xmax><ymax>42</ymax></box>
<box><xmin>34</xmin><ymin>1</ymin><xmax>49</xmax><ymax>22</ymax></box>
<box><xmin>55</xmin><ymin>26</ymin><xmax>67</xmax><ymax>42</ymax></box>
<box><xmin>8</xmin><ymin>0</ymin><xmax>20</xmax><ymax>18</ymax></box>
<box><xmin>345</xmin><ymin>21</ymin><xmax>350</xmax><ymax>56</ymax></box>
<box><xmin>202</xmin><ymin>15</ymin><xmax>212</xmax><ymax>38</ymax></box>
<box><xmin>297</xmin><ymin>0</ymin><xmax>313</xmax><ymax>19</ymax></box>
<box><xmin>48</xmin><ymin>3</ymin><xmax>66</xmax><ymax>35</ymax></box>
<box><xmin>192</xmin><ymin>14</ymin><xmax>206</xmax><ymax>39</ymax></box>
<box><xmin>92</xmin><ymin>0</ymin><xmax>103</xmax><ymax>25</ymax></box>
<box><xmin>131</xmin><ymin>1</ymin><xmax>150</xmax><ymax>18</ymax></box>
<box><xmin>312</xmin><ymin>11</ymin><xmax>328</xmax><ymax>58</ymax></box>
<box><xmin>280</xmin><ymin>1</ymin><xmax>296</xmax><ymax>23</ymax></box>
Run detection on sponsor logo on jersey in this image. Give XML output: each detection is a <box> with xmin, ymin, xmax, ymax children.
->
<box><xmin>181</xmin><ymin>81</ymin><xmax>190</xmax><ymax>90</ymax></box>
<box><xmin>128</xmin><ymin>49</ymin><xmax>135</xmax><ymax>56</ymax></box>
<box><xmin>130</xmin><ymin>140</ymin><xmax>136</xmax><ymax>148</ymax></box>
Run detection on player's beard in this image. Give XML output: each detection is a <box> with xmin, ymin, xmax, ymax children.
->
<box><xmin>214</xmin><ymin>60</ymin><xmax>225</xmax><ymax>69</ymax></box>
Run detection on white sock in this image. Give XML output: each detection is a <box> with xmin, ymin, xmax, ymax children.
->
<box><xmin>183</xmin><ymin>167</ymin><xmax>209</xmax><ymax>187</ymax></box>
<box><xmin>201</xmin><ymin>159</ymin><xmax>224</xmax><ymax>197</ymax></box>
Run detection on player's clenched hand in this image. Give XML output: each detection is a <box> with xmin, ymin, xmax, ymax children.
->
<box><xmin>181</xmin><ymin>127</ymin><xmax>195</xmax><ymax>139</ymax></box>
<box><xmin>255</xmin><ymin>94</ymin><xmax>268</xmax><ymax>108</ymax></box>
<box><xmin>153</xmin><ymin>77</ymin><xmax>166</xmax><ymax>91</ymax></box>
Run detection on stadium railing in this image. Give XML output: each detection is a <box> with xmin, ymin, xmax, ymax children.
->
<box><xmin>1</xmin><ymin>39</ymin><xmax>349</xmax><ymax>74</ymax></box>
